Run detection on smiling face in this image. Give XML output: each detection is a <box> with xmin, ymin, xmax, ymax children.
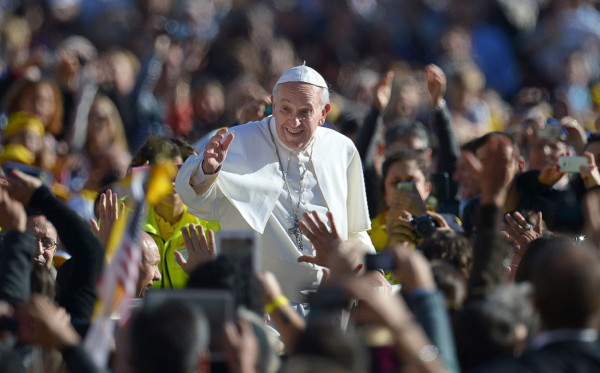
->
<box><xmin>272</xmin><ymin>82</ymin><xmax>330</xmax><ymax>149</ymax></box>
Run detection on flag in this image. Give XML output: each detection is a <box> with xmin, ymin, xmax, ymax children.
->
<box><xmin>83</xmin><ymin>170</ymin><xmax>146</xmax><ymax>368</ymax></box>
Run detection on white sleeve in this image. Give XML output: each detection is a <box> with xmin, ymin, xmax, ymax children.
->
<box><xmin>175</xmin><ymin>155</ymin><xmax>225</xmax><ymax>220</ymax></box>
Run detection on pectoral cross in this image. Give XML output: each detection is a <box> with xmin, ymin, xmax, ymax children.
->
<box><xmin>288</xmin><ymin>218</ymin><xmax>304</xmax><ymax>252</ymax></box>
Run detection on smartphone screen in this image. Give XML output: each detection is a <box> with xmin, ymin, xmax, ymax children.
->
<box><xmin>558</xmin><ymin>156</ymin><xmax>588</xmax><ymax>173</ymax></box>
<box><xmin>365</xmin><ymin>250</ymin><xmax>396</xmax><ymax>271</ymax></box>
<box><xmin>217</xmin><ymin>230</ymin><xmax>259</xmax><ymax>272</ymax></box>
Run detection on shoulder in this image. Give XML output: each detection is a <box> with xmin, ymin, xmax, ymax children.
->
<box><xmin>315</xmin><ymin>125</ymin><xmax>358</xmax><ymax>159</ymax></box>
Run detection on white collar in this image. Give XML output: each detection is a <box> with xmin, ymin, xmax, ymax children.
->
<box><xmin>531</xmin><ymin>328</ymin><xmax>598</xmax><ymax>350</ymax></box>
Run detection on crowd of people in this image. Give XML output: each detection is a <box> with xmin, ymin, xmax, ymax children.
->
<box><xmin>2</xmin><ymin>0</ymin><xmax>600</xmax><ymax>372</ymax></box>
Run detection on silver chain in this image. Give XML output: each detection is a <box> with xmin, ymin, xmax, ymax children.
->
<box><xmin>268</xmin><ymin>125</ymin><xmax>315</xmax><ymax>251</ymax></box>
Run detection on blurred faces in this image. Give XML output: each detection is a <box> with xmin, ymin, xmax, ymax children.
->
<box><xmin>19</xmin><ymin>83</ymin><xmax>55</xmax><ymax>129</ymax></box>
<box><xmin>527</xmin><ymin>137</ymin><xmax>569</xmax><ymax>171</ymax></box>
<box><xmin>453</xmin><ymin>151</ymin><xmax>481</xmax><ymax>200</ymax></box>
<box><xmin>7</xmin><ymin>128</ymin><xmax>43</xmax><ymax>155</ymax></box>
<box><xmin>384</xmin><ymin>159</ymin><xmax>432</xmax><ymax>207</ymax></box>
<box><xmin>27</xmin><ymin>215</ymin><xmax>58</xmax><ymax>269</ymax></box>
<box><xmin>137</xmin><ymin>233</ymin><xmax>161</xmax><ymax>298</ymax></box>
<box><xmin>388</xmin><ymin>135</ymin><xmax>433</xmax><ymax>169</ymax></box>
<box><xmin>87</xmin><ymin>99</ymin><xmax>114</xmax><ymax>154</ymax></box>
<box><xmin>272</xmin><ymin>82</ymin><xmax>330</xmax><ymax>150</ymax></box>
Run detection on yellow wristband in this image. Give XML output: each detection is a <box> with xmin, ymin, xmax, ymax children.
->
<box><xmin>264</xmin><ymin>295</ymin><xmax>289</xmax><ymax>314</ymax></box>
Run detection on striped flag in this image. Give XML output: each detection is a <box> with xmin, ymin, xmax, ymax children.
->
<box><xmin>83</xmin><ymin>170</ymin><xmax>146</xmax><ymax>367</ymax></box>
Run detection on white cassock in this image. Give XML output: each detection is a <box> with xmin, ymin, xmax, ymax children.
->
<box><xmin>175</xmin><ymin>116</ymin><xmax>375</xmax><ymax>303</ymax></box>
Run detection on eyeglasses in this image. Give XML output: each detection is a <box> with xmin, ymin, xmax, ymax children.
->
<box><xmin>36</xmin><ymin>237</ymin><xmax>57</xmax><ymax>249</ymax></box>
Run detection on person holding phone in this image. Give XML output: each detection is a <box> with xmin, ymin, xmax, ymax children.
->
<box><xmin>368</xmin><ymin>149</ymin><xmax>462</xmax><ymax>254</ymax></box>
<box><xmin>176</xmin><ymin>65</ymin><xmax>377</xmax><ymax>307</ymax></box>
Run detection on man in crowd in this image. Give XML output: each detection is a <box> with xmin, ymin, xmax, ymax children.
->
<box><xmin>176</xmin><ymin>65</ymin><xmax>377</xmax><ymax>305</ymax></box>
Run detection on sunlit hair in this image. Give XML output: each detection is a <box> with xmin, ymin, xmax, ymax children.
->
<box><xmin>85</xmin><ymin>93</ymin><xmax>129</xmax><ymax>154</ymax></box>
<box><xmin>5</xmin><ymin>79</ymin><xmax>64</xmax><ymax>137</ymax></box>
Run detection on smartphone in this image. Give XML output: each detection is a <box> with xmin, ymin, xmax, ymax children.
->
<box><xmin>397</xmin><ymin>181</ymin><xmax>416</xmax><ymax>192</ymax></box>
<box><xmin>558</xmin><ymin>156</ymin><xmax>588</xmax><ymax>173</ymax></box>
<box><xmin>217</xmin><ymin>230</ymin><xmax>259</xmax><ymax>272</ymax></box>
<box><xmin>145</xmin><ymin>289</ymin><xmax>234</xmax><ymax>361</ymax></box>
<box><xmin>365</xmin><ymin>250</ymin><xmax>396</xmax><ymax>271</ymax></box>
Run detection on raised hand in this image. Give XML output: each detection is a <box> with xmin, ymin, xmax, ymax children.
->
<box><xmin>175</xmin><ymin>225</ymin><xmax>216</xmax><ymax>275</ymax></box>
<box><xmin>373</xmin><ymin>70</ymin><xmax>394</xmax><ymax>111</ymax></box>
<box><xmin>202</xmin><ymin>128</ymin><xmax>234</xmax><ymax>175</ymax></box>
<box><xmin>239</xmin><ymin>96</ymin><xmax>272</xmax><ymax>124</ymax></box>
<box><xmin>297</xmin><ymin>211</ymin><xmax>342</xmax><ymax>267</ymax></box>
<box><xmin>0</xmin><ymin>187</ymin><xmax>26</xmax><ymax>232</ymax></box>
<box><xmin>464</xmin><ymin>134</ymin><xmax>517</xmax><ymax>206</ymax></box>
<box><xmin>502</xmin><ymin>211</ymin><xmax>543</xmax><ymax>255</ymax></box>
<box><xmin>425</xmin><ymin>64</ymin><xmax>447</xmax><ymax>107</ymax></box>
<box><xmin>5</xmin><ymin>169</ymin><xmax>43</xmax><ymax>207</ymax></box>
<box><xmin>90</xmin><ymin>189</ymin><xmax>125</xmax><ymax>248</ymax></box>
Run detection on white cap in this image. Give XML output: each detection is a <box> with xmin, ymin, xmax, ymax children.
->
<box><xmin>275</xmin><ymin>64</ymin><xmax>328</xmax><ymax>88</ymax></box>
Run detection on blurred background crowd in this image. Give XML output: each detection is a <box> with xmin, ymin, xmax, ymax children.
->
<box><xmin>2</xmin><ymin>0</ymin><xmax>600</xmax><ymax>373</ymax></box>
<box><xmin>0</xmin><ymin>0</ymin><xmax>599</xmax><ymax>178</ymax></box>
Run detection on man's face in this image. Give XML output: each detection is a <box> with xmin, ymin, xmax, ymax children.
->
<box><xmin>453</xmin><ymin>151</ymin><xmax>481</xmax><ymax>200</ymax></box>
<box><xmin>137</xmin><ymin>235</ymin><xmax>161</xmax><ymax>298</ymax></box>
<box><xmin>26</xmin><ymin>215</ymin><xmax>58</xmax><ymax>269</ymax></box>
<box><xmin>272</xmin><ymin>82</ymin><xmax>330</xmax><ymax>149</ymax></box>
<box><xmin>527</xmin><ymin>137</ymin><xmax>569</xmax><ymax>171</ymax></box>
<box><xmin>389</xmin><ymin>135</ymin><xmax>433</xmax><ymax>168</ymax></box>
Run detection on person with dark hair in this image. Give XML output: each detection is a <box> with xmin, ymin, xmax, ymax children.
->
<box><xmin>131</xmin><ymin>136</ymin><xmax>220</xmax><ymax>289</ymax></box>
<box><xmin>419</xmin><ymin>230</ymin><xmax>473</xmax><ymax>279</ymax></box>
<box><xmin>130</xmin><ymin>299</ymin><xmax>210</xmax><ymax>373</ymax></box>
<box><xmin>368</xmin><ymin>148</ymin><xmax>462</xmax><ymax>254</ymax></box>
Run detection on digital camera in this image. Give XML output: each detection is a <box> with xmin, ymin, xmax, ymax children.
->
<box><xmin>412</xmin><ymin>215</ymin><xmax>438</xmax><ymax>238</ymax></box>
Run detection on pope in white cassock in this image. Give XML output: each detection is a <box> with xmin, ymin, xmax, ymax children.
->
<box><xmin>175</xmin><ymin>65</ymin><xmax>376</xmax><ymax>304</ymax></box>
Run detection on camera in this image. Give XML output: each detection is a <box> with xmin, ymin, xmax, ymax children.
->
<box><xmin>411</xmin><ymin>215</ymin><xmax>438</xmax><ymax>238</ymax></box>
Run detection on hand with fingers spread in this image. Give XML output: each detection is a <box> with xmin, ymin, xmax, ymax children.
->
<box><xmin>90</xmin><ymin>189</ymin><xmax>125</xmax><ymax>248</ymax></box>
<box><xmin>175</xmin><ymin>225</ymin><xmax>216</xmax><ymax>275</ymax></box>
<box><xmin>580</xmin><ymin>152</ymin><xmax>600</xmax><ymax>189</ymax></box>
<box><xmin>5</xmin><ymin>169</ymin><xmax>43</xmax><ymax>207</ymax></box>
<box><xmin>202</xmin><ymin>128</ymin><xmax>235</xmax><ymax>175</ymax></box>
<box><xmin>0</xmin><ymin>187</ymin><xmax>26</xmax><ymax>232</ymax></box>
<box><xmin>502</xmin><ymin>211</ymin><xmax>543</xmax><ymax>255</ymax></box>
<box><xmin>297</xmin><ymin>210</ymin><xmax>342</xmax><ymax>267</ymax></box>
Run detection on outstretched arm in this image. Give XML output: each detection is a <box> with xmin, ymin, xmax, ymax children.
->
<box><xmin>7</xmin><ymin>170</ymin><xmax>105</xmax><ymax>329</ymax></box>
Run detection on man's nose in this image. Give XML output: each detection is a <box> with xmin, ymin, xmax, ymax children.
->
<box><xmin>35</xmin><ymin>241</ymin><xmax>44</xmax><ymax>256</ymax></box>
<box><xmin>154</xmin><ymin>268</ymin><xmax>162</xmax><ymax>282</ymax></box>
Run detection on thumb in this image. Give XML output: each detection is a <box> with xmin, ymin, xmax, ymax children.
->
<box><xmin>297</xmin><ymin>255</ymin><xmax>316</xmax><ymax>264</ymax></box>
<box><xmin>174</xmin><ymin>251</ymin><xmax>186</xmax><ymax>266</ymax></box>
<box><xmin>90</xmin><ymin>219</ymin><xmax>100</xmax><ymax>235</ymax></box>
